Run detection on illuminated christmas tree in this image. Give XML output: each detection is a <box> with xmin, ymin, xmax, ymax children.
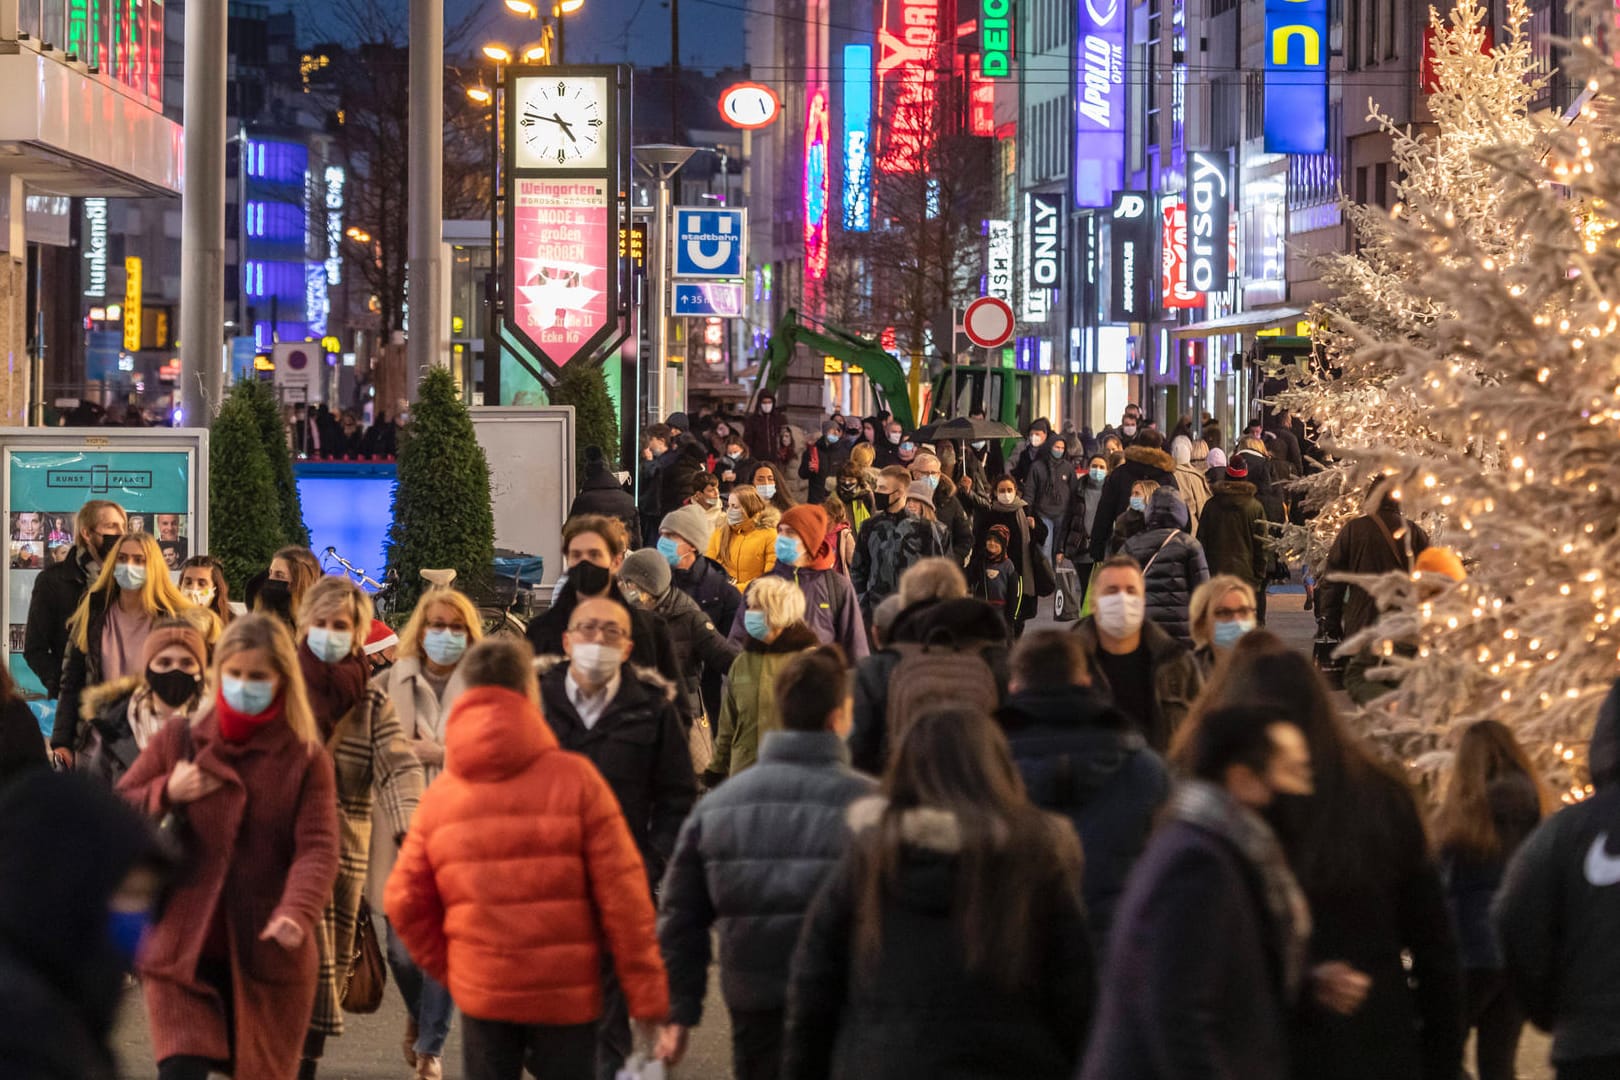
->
<box><xmin>1284</xmin><ymin>0</ymin><xmax>1620</xmax><ymax>795</ymax></box>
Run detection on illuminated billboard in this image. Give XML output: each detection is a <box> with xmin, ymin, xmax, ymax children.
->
<box><xmin>510</xmin><ymin>177</ymin><xmax>613</xmax><ymax>361</ymax></box>
<box><xmin>1185</xmin><ymin>151</ymin><xmax>1230</xmax><ymax>293</ymax></box>
<box><xmin>1074</xmin><ymin>0</ymin><xmax>1126</xmax><ymax>206</ymax></box>
<box><xmin>980</xmin><ymin>0</ymin><xmax>1012</xmax><ymax>77</ymax></box>
<box><xmin>842</xmin><ymin>44</ymin><xmax>873</xmax><ymax>231</ymax></box>
<box><xmin>805</xmin><ymin>90</ymin><xmax>831</xmax><ymax>280</ymax></box>
<box><xmin>1264</xmin><ymin>0</ymin><xmax>1329</xmax><ymax>153</ymax></box>
<box><xmin>1160</xmin><ymin>201</ymin><xmax>1204</xmax><ymax>310</ymax></box>
<box><xmin>877</xmin><ymin>0</ymin><xmax>940</xmax><ymax>174</ymax></box>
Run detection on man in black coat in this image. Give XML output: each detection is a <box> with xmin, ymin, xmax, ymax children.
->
<box><xmin>660</xmin><ymin>504</ymin><xmax>742</xmax><ymax>723</ymax></box>
<box><xmin>534</xmin><ymin>595</ymin><xmax>695</xmax><ymax>1080</ymax></box>
<box><xmin>569</xmin><ymin>445</ymin><xmax>641</xmax><ymax>549</ymax></box>
<box><xmin>1087</xmin><ymin>432</ymin><xmax>1178</xmax><ymax>562</ymax></box>
<box><xmin>798</xmin><ymin>420</ymin><xmax>850</xmax><ymax>504</ymax></box>
<box><xmin>658</xmin><ymin>412</ymin><xmax>712</xmax><ymax>519</ymax></box>
<box><xmin>657</xmin><ymin>646</ymin><xmax>874</xmax><ymax>1078</ymax></box>
<box><xmin>23</xmin><ymin>499</ymin><xmax>126</xmax><ymax>705</ymax></box>
<box><xmin>1081</xmin><ymin>705</ymin><xmax>1318</xmax><ymax>1080</ymax></box>
<box><xmin>1318</xmin><ymin>488</ymin><xmax>1430</xmax><ymax>643</ymax></box>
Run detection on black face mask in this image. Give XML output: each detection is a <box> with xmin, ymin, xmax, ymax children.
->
<box><xmin>1262</xmin><ymin>792</ymin><xmax>1312</xmax><ymax>852</ymax></box>
<box><xmin>569</xmin><ymin>559</ymin><xmax>612</xmax><ymax>598</ymax></box>
<box><xmin>258</xmin><ymin>578</ymin><xmax>293</xmax><ymax>616</ymax></box>
<box><xmin>147</xmin><ymin>668</ymin><xmax>201</xmax><ymax>708</ymax></box>
<box><xmin>95</xmin><ymin>533</ymin><xmax>120</xmax><ymax>560</ymax></box>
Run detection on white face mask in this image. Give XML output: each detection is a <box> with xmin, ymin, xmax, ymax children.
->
<box><xmin>182</xmin><ymin>585</ymin><xmax>216</xmax><ymax>607</ymax></box>
<box><xmin>996</xmin><ymin>491</ymin><xmax>1017</xmax><ymax>506</ymax></box>
<box><xmin>569</xmin><ymin>641</ymin><xmax>625</xmax><ymax>682</ymax></box>
<box><xmin>760</xmin><ymin>401</ymin><xmax>774</xmax><ymax>414</ymax></box>
<box><xmin>1095</xmin><ymin>592</ymin><xmax>1146</xmax><ymax>639</ymax></box>
<box><xmin>727</xmin><ymin>507</ymin><xmax>745</xmax><ymax>525</ymax></box>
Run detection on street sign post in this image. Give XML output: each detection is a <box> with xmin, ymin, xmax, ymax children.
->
<box><xmin>963</xmin><ymin>295</ymin><xmax>1014</xmax><ymax>348</ymax></box>
<box><xmin>672</xmin><ymin>208</ymin><xmax>748</xmax><ymax>278</ymax></box>
<box><xmin>672</xmin><ymin>282</ymin><xmax>745</xmax><ymax>317</ymax></box>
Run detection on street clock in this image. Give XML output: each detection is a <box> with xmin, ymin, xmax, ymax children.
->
<box><xmin>512</xmin><ymin>73</ymin><xmax>611</xmax><ymax>171</ymax></box>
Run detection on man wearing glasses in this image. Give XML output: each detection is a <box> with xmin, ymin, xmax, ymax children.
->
<box><xmin>535</xmin><ymin>595</ymin><xmax>695</xmax><ymax>1080</ymax></box>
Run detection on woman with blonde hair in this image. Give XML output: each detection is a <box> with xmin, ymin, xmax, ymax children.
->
<box><xmin>372</xmin><ymin>586</ymin><xmax>484</xmax><ymax>1073</ymax></box>
<box><xmin>709</xmin><ymin>483</ymin><xmax>781</xmax><ymax>588</ymax></box>
<box><xmin>294</xmin><ymin>575</ymin><xmax>424</xmax><ymax>1078</ymax></box>
<box><xmin>257</xmin><ymin>546</ymin><xmax>322</xmax><ymax>629</ymax></box>
<box><xmin>1187</xmin><ymin>575</ymin><xmax>1259</xmax><ymax>674</ymax></box>
<box><xmin>118</xmin><ymin>614</ymin><xmax>340</xmax><ymax>1080</ymax></box>
<box><xmin>708</xmin><ymin>574</ymin><xmax>819</xmax><ymax>779</ymax></box>
<box><xmin>52</xmin><ymin>532</ymin><xmax>190</xmax><ymax>766</ymax></box>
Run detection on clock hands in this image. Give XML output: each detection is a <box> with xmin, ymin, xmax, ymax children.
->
<box><xmin>549</xmin><ymin>113</ymin><xmax>579</xmax><ymax>143</ymax></box>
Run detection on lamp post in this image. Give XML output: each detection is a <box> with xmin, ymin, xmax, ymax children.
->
<box><xmin>633</xmin><ymin>145</ymin><xmax>695</xmax><ymax>426</ymax></box>
<box><xmin>468</xmin><ymin>55</ymin><xmax>506</xmax><ymax>401</ymax></box>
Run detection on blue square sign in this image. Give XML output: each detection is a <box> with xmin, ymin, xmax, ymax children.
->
<box><xmin>672</xmin><ymin>208</ymin><xmax>747</xmax><ymax>279</ymax></box>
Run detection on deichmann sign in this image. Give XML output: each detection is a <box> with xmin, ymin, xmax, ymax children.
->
<box><xmin>1074</xmin><ymin>0</ymin><xmax>1126</xmax><ymax>207</ymax></box>
<box><xmin>1108</xmin><ymin>190</ymin><xmax>1151</xmax><ymax>324</ymax></box>
<box><xmin>1021</xmin><ymin>192</ymin><xmax>1063</xmax><ymax>323</ymax></box>
<box><xmin>986</xmin><ymin>219</ymin><xmax>1014</xmax><ymax>302</ymax></box>
<box><xmin>980</xmin><ymin>0</ymin><xmax>1013</xmax><ymax>77</ymax></box>
<box><xmin>1264</xmin><ymin>0</ymin><xmax>1329</xmax><ymax>153</ymax></box>
<box><xmin>1185</xmin><ymin>151</ymin><xmax>1230</xmax><ymax>293</ymax></box>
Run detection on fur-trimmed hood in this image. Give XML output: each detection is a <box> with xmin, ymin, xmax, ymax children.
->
<box><xmin>532</xmin><ymin>654</ymin><xmax>680</xmax><ymax>703</ymax></box>
<box><xmin>1124</xmin><ymin>444</ymin><xmax>1176</xmax><ymax>474</ymax></box>
<box><xmin>1212</xmin><ymin>480</ymin><xmax>1258</xmax><ymax>498</ymax></box>
<box><xmin>847</xmin><ymin>795</ymin><xmax>970</xmax><ymax>853</ymax></box>
<box><xmin>79</xmin><ymin>675</ymin><xmax>142</xmax><ymax>721</ymax></box>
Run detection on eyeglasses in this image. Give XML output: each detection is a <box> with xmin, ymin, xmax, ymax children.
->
<box><xmin>567</xmin><ymin>621</ymin><xmax>628</xmax><ymax>643</ymax></box>
<box><xmin>426</xmin><ymin>620</ymin><xmax>469</xmax><ymax>634</ymax></box>
<box><xmin>1214</xmin><ymin>606</ymin><xmax>1257</xmax><ymax>620</ymax></box>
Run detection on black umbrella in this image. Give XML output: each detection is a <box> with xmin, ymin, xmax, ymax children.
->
<box><xmin>913</xmin><ymin>416</ymin><xmax>1022</xmax><ymax>442</ymax></box>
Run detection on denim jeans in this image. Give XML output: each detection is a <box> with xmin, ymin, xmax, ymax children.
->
<box><xmin>386</xmin><ymin>918</ymin><xmax>455</xmax><ymax>1056</ymax></box>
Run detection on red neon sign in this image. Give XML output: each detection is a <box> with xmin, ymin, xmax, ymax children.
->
<box><xmin>1161</xmin><ymin>202</ymin><xmax>1205</xmax><ymax>310</ymax></box>
<box><xmin>967</xmin><ymin>54</ymin><xmax>995</xmax><ymax>136</ymax></box>
<box><xmin>876</xmin><ymin>0</ymin><xmax>940</xmax><ymax>173</ymax></box>
<box><xmin>804</xmin><ymin>90</ymin><xmax>831</xmax><ymax>281</ymax></box>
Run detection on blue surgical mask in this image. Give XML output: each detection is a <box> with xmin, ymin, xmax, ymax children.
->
<box><xmin>1213</xmin><ymin>618</ymin><xmax>1256</xmax><ymax>648</ymax></box>
<box><xmin>1129</xmin><ymin>496</ymin><xmax>1146</xmax><ymax>512</ymax></box>
<box><xmin>423</xmin><ymin>628</ymin><xmax>469</xmax><ymax>666</ymax></box>
<box><xmin>114</xmin><ymin>562</ymin><xmax>147</xmax><ymax>591</ymax></box>
<box><xmin>757</xmin><ymin>483</ymin><xmax>777</xmax><ymax>500</ymax></box>
<box><xmin>657</xmin><ymin>535</ymin><xmax>684</xmax><ymax>567</ymax></box>
<box><xmin>971</xmin><ymin>440</ymin><xmax>987</xmax><ymax>450</ymax></box>
<box><xmin>1051</xmin><ymin>447</ymin><xmax>1065</xmax><ymax>459</ymax></box>
<box><xmin>221</xmin><ymin>674</ymin><xmax>276</xmax><ymax>715</ymax></box>
<box><xmin>824</xmin><ymin>432</ymin><xmax>840</xmax><ymax>444</ymax></box>
<box><xmin>924</xmin><ymin>474</ymin><xmax>939</xmax><ymax>491</ymax></box>
<box><xmin>743</xmin><ymin>610</ymin><xmax>771</xmax><ymax>640</ymax></box>
<box><xmin>107</xmin><ymin>909</ymin><xmax>152</xmax><ymax>968</ymax></box>
<box><xmin>306</xmin><ymin>627</ymin><xmax>354</xmax><ymax>664</ymax></box>
<box><xmin>1090</xmin><ymin>467</ymin><xmax>1107</xmax><ymax>483</ymax></box>
<box><xmin>775</xmin><ymin>535</ymin><xmax>802</xmax><ymax>565</ymax></box>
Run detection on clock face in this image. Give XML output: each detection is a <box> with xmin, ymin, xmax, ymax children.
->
<box><xmin>513</xmin><ymin>75</ymin><xmax>610</xmax><ymax>170</ymax></box>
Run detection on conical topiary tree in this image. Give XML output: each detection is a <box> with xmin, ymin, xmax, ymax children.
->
<box><xmin>548</xmin><ymin>362</ymin><xmax>620</xmax><ymax>472</ymax></box>
<box><xmin>385</xmin><ymin>367</ymin><xmax>495</xmax><ymax>614</ymax></box>
<box><xmin>237</xmin><ymin>378</ymin><xmax>309</xmax><ymax>547</ymax></box>
<box><xmin>208</xmin><ymin>389</ymin><xmax>283</xmax><ymax>595</ymax></box>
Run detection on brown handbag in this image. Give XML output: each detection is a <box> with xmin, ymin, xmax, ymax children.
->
<box><xmin>341</xmin><ymin>899</ymin><xmax>388</xmax><ymax>1014</ymax></box>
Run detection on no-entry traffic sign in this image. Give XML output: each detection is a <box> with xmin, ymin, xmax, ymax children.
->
<box><xmin>963</xmin><ymin>295</ymin><xmax>1015</xmax><ymax>349</ymax></box>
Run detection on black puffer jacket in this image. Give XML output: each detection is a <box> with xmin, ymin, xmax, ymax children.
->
<box><xmin>783</xmin><ymin>797</ymin><xmax>1094</xmax><ymax>1080</ymax></box>
<box><xmin>998</xmin><ymin>686</ymin><xmax>1170</xmax><ymax>945</ymax></box>
<box><xmin>849</xmin><ymin>598</ymin><xmax>1010</xmax><ymax>775</ymax></box>
<box><xmin>569</xmin><ymin>459</ymin><xmax>642</xmax><ymax>549</ymax></box>
<box><xmin>648</xmin><ymin>585</ymin><xmax>738</xmax><ymax>723</ymax></box>
<box><xmin>671</xmin><ymin>556</ymin><xmax>744</xmax><ymax>722</ymax></box>
<box><xmin>1088</xmin><ymin>446</ymin><xmax>1177</xmax><ymax>562</ymax></box>
<box><xmin>1121</xmin><ymin>488</ymin><xmax>1210</xmax><ymax>646</ymax></box>
<box><xmin>536</xmin><ymin>657</ymin><xmax>696</xmax><ymax>884</ymax></box>
<box><xmin>658</xmin><ymin>731</ymin><xmax>876</xmax><ymax>1026</ymax></box>
<box><xmin>22</xmin><ymin>549</ymin><xmax>94</xmax><ymax>698</ymax></box>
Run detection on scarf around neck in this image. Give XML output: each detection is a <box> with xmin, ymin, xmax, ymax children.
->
<box><xmin>1170</xmin><ymin>779</ymin><xmax>1312</xmax><ymax>997</ymax></box>
<box><xmin>297</xmin><ymin>644</ymin><xmax>369</xmax><ymax>739</ymax></box>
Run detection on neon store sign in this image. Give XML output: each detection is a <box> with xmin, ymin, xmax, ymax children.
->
<box><xmin>804</xmin><ymin>90</ymin><xmax>830</xmax><ymax>280</ymax></box>
<box><xmin>1264</xmin><ymin>0</ymin><xmax>1329</xmax><ymax>152</ymax></box>
<box><xmin>842</xmin><ymin>44</ymin><xmax>873</xmax><ymax>231</ymax></box>
<box><xmin>877</xmin><ymin>0</ymin><xmax>939</xmax><ymax>174</ymax></box>
<box><xmin>1074</xmin><ymin>0</ymin><xmax>1126</xmax><ymax>206</ymax></box>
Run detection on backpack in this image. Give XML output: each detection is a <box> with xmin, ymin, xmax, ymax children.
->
<box><xmin>884</xmin><ymin>632</ymin><xmax>1001</xmax><ymax>753</ymax></box>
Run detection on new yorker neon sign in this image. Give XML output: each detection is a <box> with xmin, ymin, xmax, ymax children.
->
<box><xmin>877</xmin><ymin>0</ymin><xmax>939</xmax><ymax>174</ymax></box>
<box><xmin>1263</xmin><ymin>0</ymin><xmax>1329</xmax><ymax>153</ymax></box>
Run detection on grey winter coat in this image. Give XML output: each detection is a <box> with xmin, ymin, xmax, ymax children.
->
<box><xmin>650</xmin><ymin>585</ymin><xmax>739</xmax><ymax>722</ymax></box>
<box><xmin>1122</xmin><ymin>488</ymin><xmax>1211</xmax><ymax>646</ymax></box>
<box><xmin>658</xmin><ymin>730</ymin><xmax>876</xmax><ymax>1025</ymax></box>
<box><xmin>1026</xmin><ymin>452</ymin><xmax>1075</xmax><ymax>523</ymax></box>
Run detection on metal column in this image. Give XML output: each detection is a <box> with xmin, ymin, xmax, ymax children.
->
<box><xmin>406</xmin><ymin>0</ymin><xmax>445</xmax><ymax>398</ymax></box>
<box><xmin>179</xmin><ymin>0</ymin><xmax>228</xmax><ymax>421</ymax></box>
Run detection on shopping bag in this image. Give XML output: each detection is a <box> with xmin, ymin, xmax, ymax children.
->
<box><xmin>1051</xmin><ymin>563</ymin><xmax>1082</xmax><ymax>622</ymax></box>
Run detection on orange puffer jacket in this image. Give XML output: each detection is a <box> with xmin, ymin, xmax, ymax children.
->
<box><xmin>385</xmin><ymin>685</ymin><xmax>669</xmax><ymax>1025</ymax></box>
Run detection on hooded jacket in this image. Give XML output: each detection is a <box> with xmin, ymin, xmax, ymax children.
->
<box><xmin>385</xmin><ymin>686</ymin><xmax>669</xmax><ymax>1027</ymax></box>
<box><xmin>659</xmin><ymin>730</ymin><xmax>876</xmax><ymax>1024</ymax></box>
<box><xmin>1089</xmin><ymin>445</ymin><xmax>1177</xmax><ymax>562</ymax></box>
<box><xmin>569</xmin><ymin>460</ymin><xmax>642</xmax><ymax>549</ymax></box>
<box><xmin>712</xmin><ymin>622</ymin><xmax>822</xmax><ymax>776</ymax></box>
<box><xmin>0</xmin><ymin>770</ymin><xmax>168</xmax><ymax>1080</ymax></box>
<box><xmin>1496</xmin><ymin>678</ymin><xmax>1620</xmax><ymax>1064</ymax></box>
<box><xmin>728</xmin><ymin>561</ymin><xmax>868</xmax><ymax>662</ymax></box>
<box><xmin>1171</xmin><ymin>463</ymin><xmax>1212</xmax><ymax>534</ymax></box>
<box><xmin>782</xmin><ymin>797</ymin><xmax>1094</xmax><ymax>1080</ymax></box>
<box><xmin>658</xmin><ymin>432</ymin><xmax>713</xmax><ymax>519</ymax></box>
<box><xmin>1122</xmin><ymin>488</ymin><xmax>1211</xmax><ymax>646</ymax></box>
<box><xmin>1197</xmin><ymin>480</ymin><xmax>1269</xmax><ymax>586</ymax></box>
<box><xmin>1071</xmin><ymin>617</ymin><xmax>1203</xmax><ymax>754</ymax></box>
<box><xmin>998</xmin><ymin>686</ymin><xmax>1170</xmax><ymax>944</ymax></box>
<box><xmin>849</xmin><ymin>507</ymin><xmax>948</xmax><ymax>616</ymax></box>
<box><xmin>23</xmin><ymin>546</ymin><xmax>95</xmax><ymax>698</ymax></box>
<box><xmin>536</xmin><ymin>657</ymin><xmax>696</xmax><ymax>884</ymax></box>
<box><xmin>709</xmin><ymin>505</ymin><xmax>783</xmax><ymax>589</ymax></box>
<box><xmin>970</xmin><ymin>496</ymin><xmax>1045</xmax><ymax>623</ymax></box>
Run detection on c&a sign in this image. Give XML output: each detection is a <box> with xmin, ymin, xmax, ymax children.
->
<box><xmin>1185</xmin><ymin>151</ymin><xmax>1229</xmax><ymax>293</ymax></box>
<box><xmin>1264</xmin><ymin>0</ymin><xmax>1329</xmax><ymax>153</ymax></box>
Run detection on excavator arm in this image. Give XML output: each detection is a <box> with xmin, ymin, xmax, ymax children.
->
<box><xmin>756</xmin><ymin>308</ymin><xmax>916</xmax><ymax>429</ymax></box>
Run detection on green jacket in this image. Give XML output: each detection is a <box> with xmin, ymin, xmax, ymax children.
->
<box><xmin>713</xmin><ymin>622</ymin><xmax>821</xmax><ymax>776</ymax></box>
<box><xmin>1195</xmin><ymin>480</ymin><xmax>1268</xmax><ymax>586</ymax></box>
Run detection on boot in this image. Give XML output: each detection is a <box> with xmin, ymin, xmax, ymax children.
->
<box><xmin>415</xmin><ymin>1054</ymin><xmax>443</xmax><ymax>1080</ymax></box>
<box><xmin>403</xmin><ymin>1017</ymin><xmax>419</xmax><ymax>1068</ymax></box>
<box><xmin>297</xmin><ymin>1060</ymin><xmax>318</xmax><ymax>1080</ymax></box>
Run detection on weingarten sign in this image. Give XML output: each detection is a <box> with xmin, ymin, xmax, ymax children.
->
<box><xmin>1074</xmin><ymin>0</ymin><xmax>1126</xmax><ymax>207</ymax></box>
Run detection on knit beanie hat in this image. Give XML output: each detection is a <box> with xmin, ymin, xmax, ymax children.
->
<box><xmin>620</xmin><ymin>548</ymin><xmax>673</xmax><ymax>597</ymax></box>
<box><xmin>141</xmin><ymin>621</ymin><xmax>208</xmax><ymax>673</ymax></box>
<box><xmin>1206</xmin><ymin>447</ymin><xmax>1228</xmax><ymax>469</ymax></box>
<box><xmin>1224</xmin><ymin>454</ymin><xmax>1248</xmax><ymax>478</ymax></box>
<box><xmin>660</xmin><ymin>503</ymin><xmax>715</xmax><ymax>552</ymax></box>
<box><xmin>987</xmin><ymin>524</ymin><xmax>1011</xmax><ymax>549</ymax></box>
<box><xmin>780</xmin><ymin>504</ymin><xmax>830</xmax><ymax>556</ymax></box>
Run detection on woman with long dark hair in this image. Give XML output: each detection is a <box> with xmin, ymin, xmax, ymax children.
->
<box><xmin>0</xmin><ymin>654</ymin><xmax>45</xmax><ymax>785</ymax></box>
<box><xmin>179</xmin><ymin>556</ymin><xmax>234</xmax><ymax>630</ymax></box>
<box><xmin>1434</xmin><ymin>721</ymin><xmax>1548</xmax><ymax>1080</ymax></box>
<box><xmin>255</xmin><ymin>546</ymin><xmax>322</xmax><ymax>631</ymax></box>
<box><xmin>783</xmin><ymin>707</ymin><xmax>1094</xmax><ymax>1079</ymax></box>
<box><xmin>1172</xmin><ymin>631</ymin><xmax>1463</xmax><ymax>1080</ymax></box>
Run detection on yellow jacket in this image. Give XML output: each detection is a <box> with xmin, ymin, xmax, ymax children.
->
<box><xmin>707</xmin><ymin>506</ymin><xmax>781</xmax><ymax>588</ymax></box>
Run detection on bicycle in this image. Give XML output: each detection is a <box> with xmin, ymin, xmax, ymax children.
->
<box><xmin>321</xmin><ymin>546</ymin><xmax>401</xmax><ymax>622</ymax></box>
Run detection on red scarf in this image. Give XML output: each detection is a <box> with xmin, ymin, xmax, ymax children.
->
<box><xmin>297</xmin><ymin>644</ymin><xmax>369</xmax><ymax>740</ymax></box>
<box><xmin>216</xmin><ymin>689</ymin><xmax>285</xmax><ymax>743</ymax></box>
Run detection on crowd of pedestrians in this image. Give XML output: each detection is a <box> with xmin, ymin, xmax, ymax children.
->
<box><xmin>2</xmin><ymin>395</ymin><xmax>1619</xmax><ymax>1080</ymax></box>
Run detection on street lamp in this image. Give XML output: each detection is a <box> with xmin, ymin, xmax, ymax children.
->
<box><xmin>468</xmin><ymin>60</ymin><xmax>506</xmax><ymax>399</ymax></box>
<box><xmin>519</xmin><ymin>41</ymin><xmax>547</xmax><ymax>62</ymax></box>
<box><xmin>466</xmin><ymin>85</ymin><xmax>492</xmax><ymax>105</ymax></box>
<box><xmin>504</xmin><ymin>0</ymin><xmax>538</xmax><ymax>13</ymax></box>
<box><xmin>481</xmin><ymin>42</ymin><xmax>513</xmax><ymax>63</ymax></box>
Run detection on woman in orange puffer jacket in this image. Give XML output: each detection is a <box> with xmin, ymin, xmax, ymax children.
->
<box><xmin>385</xmin><ymin>640</ymin><xmax>668</xmax><ymax>1075</ymax></box>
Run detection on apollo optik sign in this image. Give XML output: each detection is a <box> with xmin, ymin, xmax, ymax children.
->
<box><xmin>1074</xmin><ymin>0</ymin><xmax>1126</xmax><ymax>206</ymax></box>
<box><xmin>980</xmin><ymin>0</ymin><xmax>1012</xmax><ymax>78</ymax></box>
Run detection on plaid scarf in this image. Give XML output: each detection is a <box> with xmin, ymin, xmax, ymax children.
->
<box><xmin>1170</xmin><ymin>780</ymin><xmax>1312</xmax><ymax>996</ymax></box>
